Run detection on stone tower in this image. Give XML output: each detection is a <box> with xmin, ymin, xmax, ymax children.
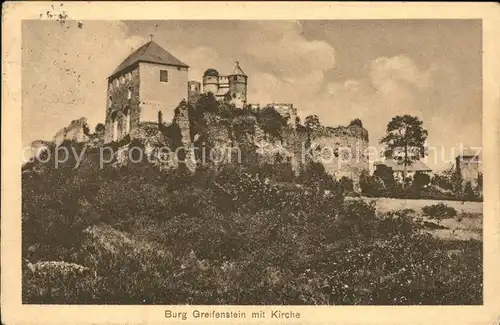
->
<box><xmin>104</xmin><ymin>40</ymin><xmax>189</xmax><ymax>143</ymax></box>
<box><xmin>228</xmin><ymin>61</ymin><xmax>247</xmax><ymax>108</ymax></box>
<box><xmin>455</xmin><ymin>148</ymin><xmax>481</xmax><ymax>185</ymax></box>
<box><xmin>202</xmin><ymin>69</ymin><xmax>219</xmax><ymax>95</ymax></box>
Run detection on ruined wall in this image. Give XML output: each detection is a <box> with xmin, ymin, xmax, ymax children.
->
<box><xmin>456</xmin><ymin>156</ymin><xmax>480</xmax><ymax>185</ymax></box>
<box><xmin>105</xmin><ymin>66</ymin><xmax>140</xmax><ymax>143</ymax></box>
<box><xmin>309</xmin><ymin>125</ymin><xmax>369</xmax><ymax>189</ymax></box>
<box><xmin>54</xmin><ymin>117</ymin><xmax>90</xmax><ymax>146</ymax></box>
<box><xmin>265</xmin><ymin>104</ymin><xmax>297</xmax><ymax>128</ymax></box>
<box><xmin>194</xmin><ymin>113</ymin><xmax>368</xmax><ymax>190</ymax></box>
<box><xmin>172</xmin><ymin>101</ymin><xmax>191</xmax><ymax>146</ymax></box>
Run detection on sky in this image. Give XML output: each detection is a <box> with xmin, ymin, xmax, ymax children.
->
<box><xmin>22</xmin><ymin>20</ymin><xmax>482</xmax><ymax>170</ymax></box>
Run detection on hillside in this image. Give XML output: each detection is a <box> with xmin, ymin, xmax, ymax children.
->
<box><xmin>22</xmin><ymin>135</ymin><xmax>482</xmax><ymax>304</ymax></box>
<box><xmin>21</xmin><ymin>97</ymin><xmax>481</xmax><ymax>305</ymax></box>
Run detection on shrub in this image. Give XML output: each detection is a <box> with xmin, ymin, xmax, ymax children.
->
<box><xmin>348</xmin><ymin>118</ymin><xmax>363</xmax><ymax>128</ymax></box>
<box><xmin>360</xmin><ymin>171</ymin><xmax>386</xmax><ymax>197</ymax></box>
<box><xmin>422</xmin><ymin>202</ymin><xmax>457</xmax><ymax>226</ymax></box>
<box><xmin>22</xmin><ymin>129</ymin><xmax>482</xmax><ymax>305</ymax></box>
<box><xmin>256</xmin><ymin>107</ymin><xmax>287</xmax><ymax>139</ymax></box>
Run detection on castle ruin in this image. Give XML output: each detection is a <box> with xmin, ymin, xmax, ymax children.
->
<box><xmin>99</xmin><ymin>40</ymin><xmax>370</xmax><ymax>186</ymax></box>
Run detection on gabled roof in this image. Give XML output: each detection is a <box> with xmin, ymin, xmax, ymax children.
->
<box><xmin>456</xmin><ymin>148</ymin><xmax>481</xmax><ymax>159</ymax></box>
<box><xmin>230</xmin><ymin>61</ymin><xmax>246</xmax><ymax>76</ymax></box>
<box><xmin>374</xmin><ymin>159</ymin><xmax>432</xmax><ymax>172</ymax></box>
<box><xmin>110</xmin><ymin>41</ymin><xmax>188</xmax><ymax>77</ymax></box>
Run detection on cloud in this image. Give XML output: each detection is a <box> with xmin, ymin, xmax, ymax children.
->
<box><xmin>161</xmin><ymin>20</ymin><xmax>336</xmax><ymax>108</ymax></box>
<box><xmin>22</xmin><ymin>20</ymin><xmax>142</xmax><ymax>147</ymax></box>
<box><xmin>22</xmin><ymin>21</ymin><xmax>480</xmax><ymax>171</ymax></box>
<box><xmin>312</xmin><ymin>55</ymin><xmax>439</xmax><ymax>159</ymax></box>
<box><xmin>370</xmin><ymin>55</ymin><xmax>432</xmax><ymax>93</ymax></box>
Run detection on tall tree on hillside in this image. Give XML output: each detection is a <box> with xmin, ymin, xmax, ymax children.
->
<box><xmin>304</xmin><ymin>115</ymin><xmax>321</xmax><ymax>132</ymax></box>
<box><xmin>380</xmin><ymin>115</ymin><xmax>428</xmax><ymax>186</ymax></box>
<box><xmin>304</xmin><ymin>114</ymin><xmax>321</xmax><ymax>141</ymax></box>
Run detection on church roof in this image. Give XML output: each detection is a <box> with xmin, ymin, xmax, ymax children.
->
<box><xmin>374</xmin><ymin>159</ymin><xmax>432</xmax><ymax>172</ymax></box>
<box><xmin>110</xmin><ymin>41</ymin><xmax>188</xmax><ymax>77</ymax></box>
<box><xmin>456</xmin><ymin>148</ymin><xmax>480</xmax><ymax>159</ymax></box>
<box><xmin>230</xmin><ymin>61</ymin><xmax>246</xmax><ymax>76</ymax></box>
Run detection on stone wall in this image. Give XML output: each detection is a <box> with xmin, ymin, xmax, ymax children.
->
<box><xmin>105</xmin><ymin>66</ymin><xmax>140</xmax><ymax>143</ymax></box>
<box><xmin>193</xmin><ymin>113</ymin><xmax>369</xmax><ymax>191</ymax></box>
<box><xmin>308</xmin><ymin>125</ymin><xmax>369</xmax><ymax>190</ymax></box>
<box><xmin>53</xmin><ymin>117</ymin><xmax>90</xmax><ymax>146</ymax></box>
<box><xmin>138</xmin><ymin>62</ymin><xmax>188</xmax><ymax>122</ymax></box>
<box><xmin>172</xmin><ymin>101</ymin><xmax>191</xmax><ymax>146</ymax></box>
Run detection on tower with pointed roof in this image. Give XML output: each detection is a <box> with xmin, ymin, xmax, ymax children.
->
<box><xmin>201</xmin><ymin>62</ymin><xmax>248</xmax><ymax>108</ymax></box>
<box><xmin>228</xmin><ymin>61</ymin><xmax>248</xmax><ymax>108</ymax></box>
<box><xmin>105</xmin><ymin>40</ymin><xmax>189</xmax><ymax>143</ymax></box>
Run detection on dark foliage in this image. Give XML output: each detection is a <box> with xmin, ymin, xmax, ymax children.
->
<box><xmin>22</xmin><ymin>151</ymin><xmax>482</xmax><ymax>304</ymax></box>
<box><xmin>422</xmin><ymin>202</ymin><xmax>457</xmax><ymax>226</ymax></box>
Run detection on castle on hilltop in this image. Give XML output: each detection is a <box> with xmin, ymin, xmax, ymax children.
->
<box><xmin>100</xmin><ymin>40</ymin><xmax>369</xmax><ymax>187</ymax></box>
<box><xmin>104</xmin><ymin>40</ymin><xmax>298</xmax><ymax>143</ymax></box>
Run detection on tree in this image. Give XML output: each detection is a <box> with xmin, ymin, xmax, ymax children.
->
<box><xmin>196</xmin><ymin>92</ymin><xmax>219</xmax><ymax>115</ymax></box>
<box><xmin>463</xmin><ymin>181</ymin><xmax>476</xmax><ymax>201</ymax></box>
<box><xmin>405</xmin><ymin>172</ymin><xmax>431</xmax><ymax>199</ymax></box>
<box><xmin>412</xmin><ymin>172</ymin><xmax>431</xmax><ymax>188</ymax></box>
<box><xmin>380</xmin><ymin>115</ymin><xmax>428</xmax><ymax>187</ymax></box>
<box><xmin>304</xmin><ymin>115</ymin><xmax>321</xmax><ymax>132</ymax></box>
<box><xmin>475</xmin><ymin>172</ymin><xmax>483</xmax><ymax>198</ymax></box>
<box><xmin>373</xmin><ymin>164</ymin><xmax>395</xmax><ymax>196</ymax></box>
<box><xmin>359</xmin><ymin>170</ymin><xmax>385</xmax><ymax>197</ymax></box>
<box><xmin>257</xmin><ymin>107</ymin><xmax>286</xmax><ymax>139</ymax></box>
<box><xmin>431</xmin><ymin>166</ymin><xmax>456</xmax><ymax>192</ymax></box>
<box><xmin>422</xmin><ymin>202</ymin><xmax>457</xmax><ymax>226</ymax></box>
<box><xmin>95</xmin><ymin>123</ymin><xmax>105</xmax><ymax>136</ymax></box>
<box><xmin>349</xmin><ymin>118</ymin><xmax>363</xmax><ymax>128</ymax></box>
<box><xmin>158</xmin><ymin>111</ymin><xmax>163</xmax><ymax>125</ymax></box>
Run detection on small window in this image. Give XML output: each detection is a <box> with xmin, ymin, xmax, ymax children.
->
<box><xmin>108</xmin><ymin>96</ymin><xmax>113</xmax><ymax>108</ymax></box>
<box><xmin>127</xmin><ymin>87</ymin><xmax>132</xmax><ymax>99</ymax></box>
<box><xmin>160</xmin><ymin>70</ymin><xmax>168</xmax><ymax>83</ymax></box>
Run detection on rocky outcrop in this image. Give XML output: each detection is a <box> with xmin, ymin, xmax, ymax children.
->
<box><xmin>53</xmin><ymin>117</ymin><xmax>90</xmax><ymax>146</ymax></box>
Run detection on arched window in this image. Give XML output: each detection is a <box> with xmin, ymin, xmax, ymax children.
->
<box><xmin>108</xmin><ymin>96</ymin><xmax>113</xmax><ymax>108</ymax></box>
<box><xmin>127</xmin><ymin>87</ymin><xmax>132</xmax><ymax>100</ymax></box>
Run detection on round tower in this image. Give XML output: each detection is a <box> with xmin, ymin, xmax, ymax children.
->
<box><xmin>228</xmin><ymin>61</ymin><xmax>247</xmax><ymax>108</ymax></box>
<box><xmin>202</xmin><ymin>69</ymin><xmax>219</xmax><ymax>95</ymax></box>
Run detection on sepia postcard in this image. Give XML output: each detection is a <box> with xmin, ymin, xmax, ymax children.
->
<box><xmin>2</xmin><ymin>1</ymin><xmax>500</xmax><ymax>324</ymax></box>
